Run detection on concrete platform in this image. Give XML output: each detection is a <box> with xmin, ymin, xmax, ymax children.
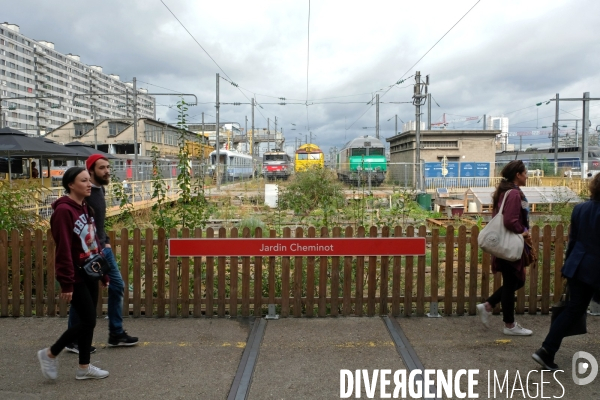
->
<box><xmin>248</xmin><ymin>318</ymin><xmax>406</xmax><ymax>399</ymax></box>
<box><xmin>0</xmin><ymin>318</ymin><xmax>249</xmax><ymax>400</ymax></box>
<box><xmin>0</xmin><ymin>314</ymin><xmax>599</xmax><ymax>399</ymax></box>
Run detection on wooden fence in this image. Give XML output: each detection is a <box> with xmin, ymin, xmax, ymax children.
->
<box><xmin>0</xmin><ymin>224</ymin><xmax>567</xmax><ymax>318</ymax></box>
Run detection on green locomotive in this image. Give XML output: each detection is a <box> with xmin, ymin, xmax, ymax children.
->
<box><xmin>336</xmin><ymin>135</ymin><xmax>387</xmax><ymax>186</ymax></box>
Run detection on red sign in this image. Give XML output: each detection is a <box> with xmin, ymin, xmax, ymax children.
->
<box><xmin>169</xmin><ymin>238</ymin><xmax>425</xmax><ymax>257</ymax></box>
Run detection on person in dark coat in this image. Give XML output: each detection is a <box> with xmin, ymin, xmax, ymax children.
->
<box><xmin>532</xmin><ymin>173</ymin><xmax>600</xmax><ymax>370</ymax></box>
<box><xmin>476</xmin><ymin>160</ymin><xmax>534</xmax><ymax>335</ymax></box>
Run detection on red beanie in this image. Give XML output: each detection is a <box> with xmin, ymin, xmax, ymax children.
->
<box><xmin>86</xmin><ymin>154</ymin><xmax>108</xmax><ymax>171</ymax></box>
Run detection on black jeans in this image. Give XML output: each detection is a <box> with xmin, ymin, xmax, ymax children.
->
<box><xmin>543</xmin><ymin>278</ymin><xmax>596</xmax><ymax>356</ymax></box>
<box><xmin>50</xmin><ymin>279</ymin><xmax>98</xmax><ymax>365</ymax></box>
<box><xmin>487</xmin><ymin>267</ymin><xmax>525</xmax><ymax>324</ymax></box>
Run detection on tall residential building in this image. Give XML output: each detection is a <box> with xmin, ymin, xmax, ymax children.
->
<box><xmin>485</xmin><ymin>116</ymin><xmax>509</xmax><ymax>151</ymax></box>
<box><xmin>0</xmin><ymin>22</ymin><xmax>155</xmax><ymax>136</ymax></box>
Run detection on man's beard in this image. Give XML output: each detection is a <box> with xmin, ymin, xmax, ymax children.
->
<box><xmin>93</xmin><ymin>172</ymin><xmax>110</xmax><ymax>186</ymax></box>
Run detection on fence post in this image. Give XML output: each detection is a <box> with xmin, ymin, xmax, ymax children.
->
<box><xmin>427</xmin><ymin>228</ymin><xmax>441</xmax><ymax>318</ymax></box>
<box><xmin>380</xmin><ymin>226</ymin><xmax>390</xmax><ymax>316</ymax></box>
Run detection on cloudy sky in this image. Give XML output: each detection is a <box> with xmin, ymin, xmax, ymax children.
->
<box><xmin>6</xmin><ymin>0</ymin><xmax>600</xmax><ymax>153</ymax></box>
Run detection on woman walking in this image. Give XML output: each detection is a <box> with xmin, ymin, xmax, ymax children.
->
<box><xmin>476</xmin><ymin>160</ymin><xmax>534</xmax><ymax>335</ymax></box>
<box><xmin>37</xmin><ymin>167</ymin><xmax>109</xmax><ymax>380</ymax></box>
<box><xmin>533</xmin><ymin>173</ymin><xmax>600</xmax><ymax>370</ymax></box>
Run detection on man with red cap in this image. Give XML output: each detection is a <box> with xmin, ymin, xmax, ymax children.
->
<box><xmin>66</xmin><ymin>154</ymin><xmax>138</xmax><ymax>353</ymax></box>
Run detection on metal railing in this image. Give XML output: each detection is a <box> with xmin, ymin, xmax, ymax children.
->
<box><xmin>21</xmin><ymin>178</ymin><xmax>181</xmax><ymax>219</ymax></box>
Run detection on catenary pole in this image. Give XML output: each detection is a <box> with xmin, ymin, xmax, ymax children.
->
<box><xmin>93</xmin><ymin>104</ymin><xmax>98</xmax><ymax>149</ymax></box>
<box><xmin>133</xmin><ymin>77</ymin><xmax>139</xmax><ymax>181</ymax></box>
<box><xmin>582</xmin><ymin>92</ymin><xmax>590</xmax><ymax>178</ymax></box>
<box><xmin>554</xmin><ymin>93</ymin><xmax>559</xmax><ymax>175</ymax></box>
<box><xmin>427</xmin><ymin>93</ymin><xmax>432</xmax><ymax>130</ymax></box>
<box><xmin>376</xmin><ymin>94</ymin><xmax>379</xmax><ymax>139</ymax></box>
<box><xmin>251</xmin><ymin>98</ymin><xmax>255</xmax><ymax>158</ymax></box>
<box><xmin>216</xmin><ymin>73</ymin><xmax>220</xmax><ymax>190</ymax></box>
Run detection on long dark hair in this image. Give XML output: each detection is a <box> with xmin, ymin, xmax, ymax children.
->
<box><xmin>492</xmin><ymin>160</ymin><xmax>526</xmax><ymax>210</ymax></box>
<box><xmin>62</xmin><ymin>166</ymin><xmax>87</xmax><ymax>194</ymax></box>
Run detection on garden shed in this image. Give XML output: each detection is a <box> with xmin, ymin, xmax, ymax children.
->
<box><xmin>463</xmin><ymin>186</ymin><xmax>582</xmax><ymax>213</ymax></box>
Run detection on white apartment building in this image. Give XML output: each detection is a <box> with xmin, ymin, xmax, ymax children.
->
<box><xmin>0</xmin><ymin>22</ymin><xmax>155</xmax><ymax>135</ymax></box>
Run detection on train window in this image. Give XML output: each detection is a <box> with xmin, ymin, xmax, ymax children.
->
<box><xmin>265</xmin><ymin>154</ymin><xmax>285</xmax><ymax>161</ymax></box>
<box><xmin>297</xmin><ymin>154</ymin><xmax>308</xmax><ymax>160</ymax></box>
<box><xmin>352</xmin><ymin>148</ymin><xmax>367</xmax><ymax>156</ymax></box>
<box><xmin>370</xmin><ymin>148</ymin><xmax>384</xmax><ymax>155</ymax></box>
<box><xmin>308</xmin><ymin>153</ymin><xmax>321</xmax><ymax>160</ymax></box>
<box><xmin>589</xmin><ymin>151</ymin><xmax>600</xmax><ymax>158</ymax></box>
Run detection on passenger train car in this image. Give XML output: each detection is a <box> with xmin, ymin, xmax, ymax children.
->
<box><xmin>262</xmin><ymin>149</ymin><xmax>293</xmax><ymax>180</ymax></box>
<box><xmin>335</xmin><ymin>135</ymin><xmax>387</xmax><ymax>186</ymax></box>
<box><xmin>209</xmin><ymin>149</ymin><xmax>254</xmax><ymax>181</ymax></box>
<box><xmin>495</xmin><ymin>146</ymin><xmax>600</xmax><ymax>173</ymax></box>
<box><xmin>295</xmin><ymin>144</ymin><xmax>325</xmax><ymax>172</ymax></box>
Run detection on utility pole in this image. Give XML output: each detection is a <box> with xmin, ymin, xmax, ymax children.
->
<box><xmin>216</xmin><ymin>73</ymin><xmax>220</xmax><ymax>190</ymax></box>
<box><xmin>549</xmin><ymin>92</ymin><xmax>600</xmax><ymax>179</ymax></box>
<box><xmin>554</xmin><ymin>93</ymin><xmax>559</xmax><ymax>175</ymax></box>
<box><xmin>245</xmin><ymin>115</ymin><xmax>248</xmax><ymax>153</ymax></box>
<box><xmin>267</xmin><ymin>117</ymin><xmax>270</xmax><ymax>152</ymax></box>
<box><xmin>395</xmin><ymin>115</ymin><xmax>398</xmax><ymax>137</ymax></box>
<box><xmin>583</xmin><ymin>92</ymin><xmax>590</xmax><ymax>178</ymax></box>
<box><xmin>375</xmin><ymin>94</ymin><xmax>379</xmax><ymax>139</ymax></box>
<box><xmin>92</xmin><ymin>104</ymin><xmax>98</xmax><ymax>149</ymax></box>
<box><xmin>133</xmin><ymin>77</ymin><xmax>138</xmax><ymax>181</ymax></box>
<box><xmin>274</xmin><ymin>116</ymin><xmax>278</xmax><ymax>149</ymax></box>
<box><xmin>427</xmin><ymin>93</ymin><xmax>432</xmax><ymax>130</ymax></box>
<box><xmin>520</xmin><ymin>135</ymin><xmax>522</xmax><ymax>151</ymax></box>
<box><xmin>413</xmin><ymin>71</ymin><xmax>428</xmax><ymax>192</ymax></box>
<box><xmin>483</xmin><ymin>114</ymin><xmax>487</xmax><ymax>130</ymax></box>
<box><xmin>251</xmin><ymin>98</ymin><xmax>255</xmax><ymax>158</ymax></box>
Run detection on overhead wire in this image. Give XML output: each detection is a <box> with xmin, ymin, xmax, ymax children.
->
<box><xmin>160</xmin><ymin>0</ymin><xmax>273</xmax><ymax>124</ymax></box>
<box><xmin>345</xmin><ymin>0</ymin><xmax>481</xmax><ymax>131</ymax></box>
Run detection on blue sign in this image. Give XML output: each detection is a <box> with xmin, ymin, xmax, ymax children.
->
<box><xmin>424</xmin><ymin>162</ymin><xmax>459</xmax><ymax>178</ymax></box>
<box><xmin>460</xmin><ymin>162</ymin><xmax>490</xmax><ymax>186</ymax></box>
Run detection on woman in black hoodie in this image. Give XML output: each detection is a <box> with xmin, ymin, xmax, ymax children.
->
<box><xmin>37</xmin><ymin>167</ymin><xmax>109</xmax><ymax>380</ymax></box>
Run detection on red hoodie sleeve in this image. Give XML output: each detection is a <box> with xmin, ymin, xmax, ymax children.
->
<box><xmin>51</xmin><ymin>206</ymin><xmax>76</xmax><ymax>292</ymax></box>
<box><xmin>501</xmin><ymin>190</ymin><xmax>527</xmax><ymax>234</ymax></box>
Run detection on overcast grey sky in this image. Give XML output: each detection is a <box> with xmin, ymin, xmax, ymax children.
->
<box><xmin>5</xmin><ymin>0</ymin><xmax>600</xmax><ymax>152</ymax></box>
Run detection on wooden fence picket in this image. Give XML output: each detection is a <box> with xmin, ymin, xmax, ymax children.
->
<box><xmin>0</xmin><ymin>224</ymin><xmax>572</xmax><ymax>319</ymax></box>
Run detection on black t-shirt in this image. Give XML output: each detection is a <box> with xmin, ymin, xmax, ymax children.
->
<box><xmin>87</xmin><ymin>185</ymin><xmax>109</xmax><ymax>247</ymax></box>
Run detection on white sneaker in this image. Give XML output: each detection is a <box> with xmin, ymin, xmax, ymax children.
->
<box><xmin>75</xmin><ymin>364</ymin><xmax>109</xmax><ymax>380</ymax></box>
<box><xmin>37</xmin><ymin>348</ymin><xmax>58</xmax><ymax>380</ymax></box>
<box><xmin>476</xmin><ymin>303</ymin><xmax>492</xmax><ymax>328</ymax></box>
<box><xmin>503</xmin><ymin>322</ymin><xmax>532</xmax><ymax>336</ymax></box>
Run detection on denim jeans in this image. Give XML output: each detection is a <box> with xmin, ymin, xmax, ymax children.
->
<box><xmin>69</xmin><ymin>247</ymin><xmax>125</xmax><ymax>335</ymax></box>
<box><xmin>542</xmin><ymin>278</ymin><xmax>596</xmax><ymax>356</ymax></box>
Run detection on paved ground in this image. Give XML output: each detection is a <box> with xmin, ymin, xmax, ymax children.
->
<box><xmin>399</xmin><ymin>313</ymin><xmax>600</xmax><ymax>399</ymax></box>
<box><xmin>249</xmin><ymin>318</ymin><xmax>406</xmax><ymax>399</ymax></box>
<box><xmin>0</xmin><ymin>314</ymin><xmax>598</xmax><ymax>399</ymax></box>
<box><xmin>0</xmin><ymin>318</ymin><xmax>249</xmax><ymax>400</ymax></box>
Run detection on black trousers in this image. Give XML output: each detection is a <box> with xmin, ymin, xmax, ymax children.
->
<box><xmin>486</xmin><ymin>267</ymin><xmax>525</xmax><ymax>324</ymax></box>
<box><xmin>50</xmin><ymin>279</ymin><xmax>98</xmax><ymax>365</ymax></box>
<box><xmin>543</xmin><ymin>277</ymin><xmax>596</xmax><ymax>356</ymax></box>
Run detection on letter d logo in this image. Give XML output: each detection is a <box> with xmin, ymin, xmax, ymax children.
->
<box><xmin>572</xmin><ymin>351</ymin><xmax>598</xmax><ymax>385</ymax></box>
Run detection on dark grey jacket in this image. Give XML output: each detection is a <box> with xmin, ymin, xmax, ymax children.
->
<box><xmin>562</xmin><ymin>200</ymin><xmax>600</xmax><ymax>289</ymax></box>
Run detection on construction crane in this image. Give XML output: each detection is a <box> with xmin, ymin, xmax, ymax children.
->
<box><xmin>431</xmin><ymin>113</ymin><xmax>480</xmax><ymax>129</ymax></box>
